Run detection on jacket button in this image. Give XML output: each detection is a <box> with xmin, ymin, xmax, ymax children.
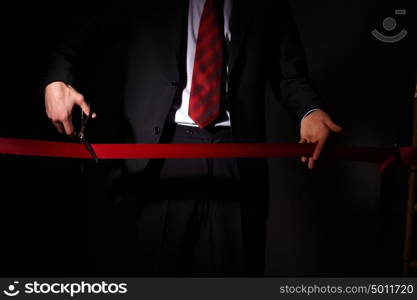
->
<box><xmin>154</xmin><ymin>127</ymin><xmax>161</xmax><ymax>135</ymax></box>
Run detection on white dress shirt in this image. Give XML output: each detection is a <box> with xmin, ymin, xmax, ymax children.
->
<box><xmin>174</xmin><ymin>0</ymin><xmax>319</xmax><ymax>127</ymax></box>
<box><xmin>175</xmin><ymin>0</ymin><xmax>233</xmax><ymax>127</ymax></box>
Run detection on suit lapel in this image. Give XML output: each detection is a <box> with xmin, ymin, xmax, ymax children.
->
<box><xmin>229</xmin><ymin>0</ymin><xmax>254</xmax><ymax>72</ymax></box>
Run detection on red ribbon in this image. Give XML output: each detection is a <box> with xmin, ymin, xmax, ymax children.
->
<box><xmin>1</xmin><ymin>137</ymin><xmax>417</xmax><ymax>173</ymax></box>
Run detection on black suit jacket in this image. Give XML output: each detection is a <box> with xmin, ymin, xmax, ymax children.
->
<box><xmin>45</xmin><ymin>0</ymin><xmax>321</xmax><ymax>176</ymax></box>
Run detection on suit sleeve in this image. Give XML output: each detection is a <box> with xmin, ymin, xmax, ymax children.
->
<box><xmin>267</xmin><ymin>0</ymin><xmax>322</xmax><ymax>123</ymax></box>
<box><xmin>43</xmin><ymin>13</ymin><xmax>95</xmax><ymax>88</ymax></box>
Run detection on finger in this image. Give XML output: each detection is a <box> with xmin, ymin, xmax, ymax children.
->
<box><xmin>62</xmin><ymin>115</ymin><xmax>75</xmax><ymax>137</ymax></box>
<box><xmin>312</xmin><ymin>137</ymin><xmax>327</xmax><ymax>161</ymax></box>
<box><xmin>299</xmin><ymin>138</ymin><xmax>308</xmax><ymax>163</ymax></box>
<box><xmin>305</xmin><ymin>140</ymin><xmax>315</xmax><ymax>165</ymax></box>
<box><xmin>324</xmin><ymin>118</ymin><xmax>343</xmax><ymax>133</ymax></box>
<box><xmin>78</xmin><ymin>99</ymin><xmax>97</xmax><ymax>119</ymax></box>
<box><xmin>53</xmin><ymin>121</ymin><xmax>64</xmax><ymax>134</ymax></box>
<box><xmin>308</xmin><ymin>157</ymin><xmax>315</xmax><ymax>170</ymax></box>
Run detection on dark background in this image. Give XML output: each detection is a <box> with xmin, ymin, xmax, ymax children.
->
<box><xmin>1</xmin><ymin>1</ymin><xmax>416</xmax><ymax>276</ymax></box>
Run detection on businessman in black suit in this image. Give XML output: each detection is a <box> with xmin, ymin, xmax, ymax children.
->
<box><xmin>44</xmin><ymin>0</ymin><xmax>341</xmax><ymax>276</ymax></box>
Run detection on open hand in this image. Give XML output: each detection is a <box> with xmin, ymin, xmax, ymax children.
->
<box><xmin>299</xmin><ymin>110</ymin><xmax>342</xmax><ymax>169</ymax></box>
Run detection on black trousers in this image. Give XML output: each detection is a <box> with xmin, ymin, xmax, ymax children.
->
<box><xmin>91</xmin><ymin>125</ymin><xmax>267</xmax><ymax>277</ymax></box>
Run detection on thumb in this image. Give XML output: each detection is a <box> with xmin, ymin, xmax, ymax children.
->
<box><xmin>78</xmin><ymin>99</ymin><xmax>90</xmax><ymax>116</ymax></box>
<box><xmin>324</xmin><ymin>117</ymin><xmax>342</xmax><ymax>133</ymax></box>
<box><xmin>77</xmin><ymin>96</ymin><xmax>97</xmax><ymax>119</ymax></box>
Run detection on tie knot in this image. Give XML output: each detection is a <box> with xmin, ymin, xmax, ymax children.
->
<box><xmin>206</xmin><ymin>0</ymin><xmax>224</xmax><ymax>16</ymax></box>
<box><xmin>209</xmin><ymin>0</ymin><xmax>224</xmax><ymax>28</ymax></box>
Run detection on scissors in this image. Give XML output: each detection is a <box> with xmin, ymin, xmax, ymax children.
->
<box><xmin>78</xmin><ymin>109</ymin><xmax>99</xmax><ymax>163</ymax></box>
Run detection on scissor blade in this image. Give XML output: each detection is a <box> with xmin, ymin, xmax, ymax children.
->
<box><xmin>83</xmin><ymin>140</ymin><xmax>99</xmax><ymax>163</ymax></box>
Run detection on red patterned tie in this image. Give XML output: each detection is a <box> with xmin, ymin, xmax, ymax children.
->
<box><xmin>189</xmin><ymin>0</ymin><xmax>224</xmax><ymax>128</ymax></box>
